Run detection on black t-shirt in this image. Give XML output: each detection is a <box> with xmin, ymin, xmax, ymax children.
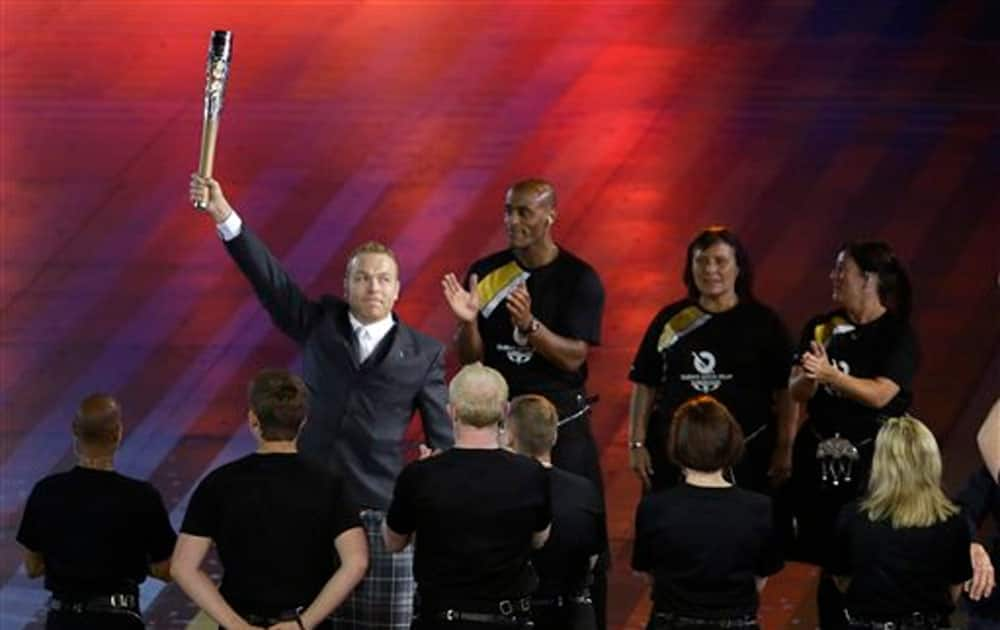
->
<box><xmin>630</xmin><ymin>299</ymin><xmax>792</xmax><ymax>444</ymax></box>
<box><xmin>468</xmin><ymin>249</ymin><xmax>604</xmax><ymax>399</ymax></box>
<box><xmin>631</xmin><ymin>483</ymin><xmax>783</xmax><ymax>618</ymax></box>
<box><xmin>829</xmin><ymin>502</ymin><xmax>971</xmax><ymax>618</ymax></box>
<box><xmin>386</xmin><ymin>448</ymin><xmax>551</xmax><ymax>604</ymax></box>
<box><xmin>533</xmin><ymin>467</ymin><xmax>605</xmax><ymax>597</ymax></box>
<box><xmin>181</xmin><ymin>453</ymin><xmax>361</xmax><ymax>616</ymax></box>
<box><xmin>798</xmin><ymin>310</ymin><xmax>918</xmax><ymax>442</ymax></box>
<box><xmin>16</xmin><ymin>467</ymin><xmax>176</xmax><ymax>598</ymax></box>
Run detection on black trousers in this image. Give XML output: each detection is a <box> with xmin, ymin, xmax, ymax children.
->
<box><xmin>46</xmin><ymin>610</ymin><xmax>144</xmax><ymax>629</ymax></box>
<box><xmin>533</xmin><ymin>601</ymin><xmax>597</xmax><ymax>630</ymax></box>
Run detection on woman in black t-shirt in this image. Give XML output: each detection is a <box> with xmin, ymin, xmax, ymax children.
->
<box><xmin>788</xmin><ymin>241</ymin><xmax>918</xmax><ymax>629</ymax></box>
<box><xmin>633</xmin><ymin>396</ymin><xmax>783</xmax><ymax>630</ymax></box>
<box><xmin>829</xmin><ymin>415</ymin><xmax>971</xmax><ymax>628</ymax></box>
<box><xmin>628</xmin><ymin>227</ymin><xmax>795</xmax><ymax>494</ymax></box>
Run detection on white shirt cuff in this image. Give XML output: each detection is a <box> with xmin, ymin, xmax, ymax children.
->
<box><xmin>215</xmin><ymin>211</ymin><xmax>243</xmax><ymax>242</ymax></box>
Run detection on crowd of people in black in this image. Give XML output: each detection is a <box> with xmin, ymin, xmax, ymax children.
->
<box><xmin>13</xmin><ymin>175</ymin><xmax>999</xmax><ymax>630</ymax></box>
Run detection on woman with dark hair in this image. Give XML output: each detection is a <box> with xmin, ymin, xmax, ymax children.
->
<box><xmin>788</xmin><ymin>241</ymin><xmax>919</xmax><ymax>629</ymax></box>
<box><xmin>829</xmin><ymin>415</ymin><xmax>971</xmax><ymax>629</ymax></box>
<box><xmin>628</xmin><ymin>226</ymin><xmax>796</xmax><ymax>493</ymax></box>
<box><xmin>632</xmin><ymin>396</ymin><xmax>784</xmax><ymax>629</ymax></box>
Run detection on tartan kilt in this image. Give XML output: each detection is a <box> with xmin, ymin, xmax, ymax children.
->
<box><xmin>330</xmin><ymin>509</ymin><xmax>416</xmax><ymax>630</ymax></box>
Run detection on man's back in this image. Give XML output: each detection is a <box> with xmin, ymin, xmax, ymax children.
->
<box><xmin>533</xmin><ymin>467</ymin><xmax>604</xmax><ymax>598</ymax></box>
<box><xmin>181</xmin><ymin>453</ymin><xmax>360</xmax><ymax>616</ymax></box>
<box><xmin>17</xmin><ymin>467</ymin><xmax>176</xmax><ymax>599</ymax></box>
<box><xmin>386</xmin><ymin>448</ymin><xmax>550</xmax><ymax>604</ymax></box>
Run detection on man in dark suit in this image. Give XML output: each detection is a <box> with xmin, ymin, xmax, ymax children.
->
<box><xmin>190</xmin><ymin>174</ymin><xmax>453</xmax><ymax>630</ymax></box>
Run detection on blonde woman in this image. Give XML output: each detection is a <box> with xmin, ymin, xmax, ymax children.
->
<box><xmin>828</xmin><ymin>415</ymin><xmax>972</xmax><ymax>629</ymax></box>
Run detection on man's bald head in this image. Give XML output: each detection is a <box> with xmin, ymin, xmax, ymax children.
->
<box><xmin>448</xmin><ymin>363</ymin><xmax>509</xmax><ymax>428</ymax></box>
<box><xmin>507</xmin><ymin>179</ymin><xmax>557</xmax><ymax>210</ymax></box>
<box><xmin>73</xmin><ymin>394</ymin><xmax>122</xmax><ymax>450</ymax></box>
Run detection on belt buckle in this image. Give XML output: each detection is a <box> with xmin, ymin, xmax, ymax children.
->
<box><xmin>444</xmin><ymin>609</ymin><xmax>459</xmax><ymax>621</ymax></box>
<box><xmin>499</xmin><ymin>600</ymin><xmax>514</xmax><ymax>616</ymax></box>
<box><xmin>109</xmin><ymin>594</ymin><xmax>127</xmax><ymax>608</ymax></box>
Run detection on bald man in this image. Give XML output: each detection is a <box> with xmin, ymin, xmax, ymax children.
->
<box><xmin>383</xmin><ymin>364</ymin><xmax>551</xmax><ymax>629</ymax></box>
<box><xmin>442</xmin><ymin>179</ymin><xmax>608</xmax><ymax>628</ymax></box>
<box><xmin>17</xmin><ymin>394</ymin><xmax>176</xmax><ymax>629</ymax></box>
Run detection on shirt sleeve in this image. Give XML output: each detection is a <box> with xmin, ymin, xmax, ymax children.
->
<box><xmin>946</xmin><ymin>513</ymin><xmax>973</xmax><ymax>585</ymax></box>
<box><xmin>329</xmin><ymin>475</ymin><xmax>362</xmax><ymax>537</ymax></box>
<box><xmin>761</xmin><ymin>308</ymin><xmax>794</xmax><ymax>391</ymax></box>
<box><xmin>143</xmin><ymin>484</ymin><xmax>178</xmax><ymax>563</ymax></box>
<box><xmin>560</xmin><ymin>266</ymin><xmax>604</xmax><ymax>345</ymax></box>
<box><xmin>629</xmin><ymin>308</ymin><xmax>668</xmax><ymax>387</ymax></box>
<box><xmin>877</xmin><ymin>323</ymin><xmax>918</xmax><ymax>389</ymax></box>
<box><xmin>180</xmin><ymin>476</ymin><xmax>219</xmax><ymax>539</ymax></box>
<box><xmin>385</xmin><ymin>464</ymin><xmax>417</xmax><ymax>536</ymax></box>
<box><xmin>215</xmin><ymin>211</ymin><xmax>243</xmax><ymax>241</ymax></box>
<box><xmin>15</xmin><ymin>485</ymin><xmax>44</xmax><ymax>552</ymax></box>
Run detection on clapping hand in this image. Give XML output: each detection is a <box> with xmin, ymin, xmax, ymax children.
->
<box><xmin>505</xmin><ymin>283</ymin><xmax>533</xmax><ymax>331</ymax></box>
<box><xmin>800</xmin><ymin>341</ymin><xmax>835</xmax><ymax>384</ymax></box>
<box><xmin>442</xmin><ymin>273</ymin><xmax>479</xmax><ymax>323</ymax></box>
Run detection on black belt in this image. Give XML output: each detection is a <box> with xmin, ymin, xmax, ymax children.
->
<box><xmin>49</xmin><ymin>593</ymin><xmax>140</xmax><ymax>617</ymax></box>
<box><xmin>846</xmin><ymin>612</ymin><xmax>950</xmax><ymax>630</ymax></box>
<box><xmin>654</xmin><ymin>611</ymin><xmax>758</xmax><ymax>628</ymax></box>
<box><xmin>532</xmin><ymin>589</ymin><xmax>592</xmax><ymax>608</ymax></box>
<box><xmin>422</xmin><ymin>597</ymin><xmax>531</xmax><ymax>624</ymax></box>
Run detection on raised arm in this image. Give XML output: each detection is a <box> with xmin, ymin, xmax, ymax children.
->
<box><xmin>190</xmin><ymin>174</ymin><xmax>321</xmax><ymax>344</ymax></box>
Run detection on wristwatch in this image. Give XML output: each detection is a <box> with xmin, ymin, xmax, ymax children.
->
<box><xmin>629</xmin><ymin>440</ymin><xmax>644</xmax><ymax>449</ymax></box>
<box><xmin>513</xmin><ymin>318</ymin><xmax>540</xmax><ymax>346</ymax></box>
<box><xmin>519</xmin><ymin>318</ymin><xmax>541</xmax><ymax>336</ymax></box>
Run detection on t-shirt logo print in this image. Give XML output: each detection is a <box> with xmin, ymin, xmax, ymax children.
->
<box><xmin>681</xmin><ymin>350</ymin><xmax>732</xmax><ymax>393</ymax></box>
<box><xmin>498</xmin><ymin>341</ymin><xmax>534</xmax><ymax>364</ymax></box>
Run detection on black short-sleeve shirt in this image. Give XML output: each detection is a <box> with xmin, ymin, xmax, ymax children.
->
<box><xmin>181</xmin><ymin>453</ymin><xmax>361</xmax><ymax>616</ymax></box>
<box><xmin>798</xmin><ymin>310</ymin><xmax>918</xmax><ymax>441</ymax></box>
<box><xmin>468</xmin><ymin>248</ymin><xmax>604</xmax><ymax>398</ymax></box>
<box><xmin>386</xmin><ymin>448</ymin><xmax>551</xmax><ymax>604</ymax></box>
<box><xmin>16</xmin><ymin>467</ymin><xmax>177</xmax><ymax>598</ymax></box>
<box><xmin>631</xmin><ymin>483</ymin><xmax>783</xmax><ymax>618</ymax></box>
<box><xmin>629</xmin><ymin>299</ymin><xmax>792</xmax><ymax>440</ymax></box>
<box><xmin>533</xmin><ymin>467</ymin><xmax>605</xmax><ymax>597</ymax></box>
<box><xmin>829</xmin><ymin>502</ymin><xmax>971</xmax><ymax>618</ymax></box>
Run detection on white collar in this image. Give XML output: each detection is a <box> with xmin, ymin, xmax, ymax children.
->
<box><xmin>348</xmin><ymin>312</ymin><xmax>395</xmax><ymax>339</ymax></box>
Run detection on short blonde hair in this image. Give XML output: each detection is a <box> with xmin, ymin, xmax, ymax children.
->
<box><xmin>345</xmin><ymin>241</ymin><xmax>400</xmax><ymax>278</ymax></box>
<box><xmin>448</xmin><ymin>363</ymin><xmax>508</xmax><ymax>428</ymax></box>
<box><xmin>862</xmin><ymin>415</ymin><xmax>958</xmax><ymax>528</ymax></box>
<box><xmin>508</xmin><ymin>395</ymin><xmax>558</xmax><ymax>457</ymax></box>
